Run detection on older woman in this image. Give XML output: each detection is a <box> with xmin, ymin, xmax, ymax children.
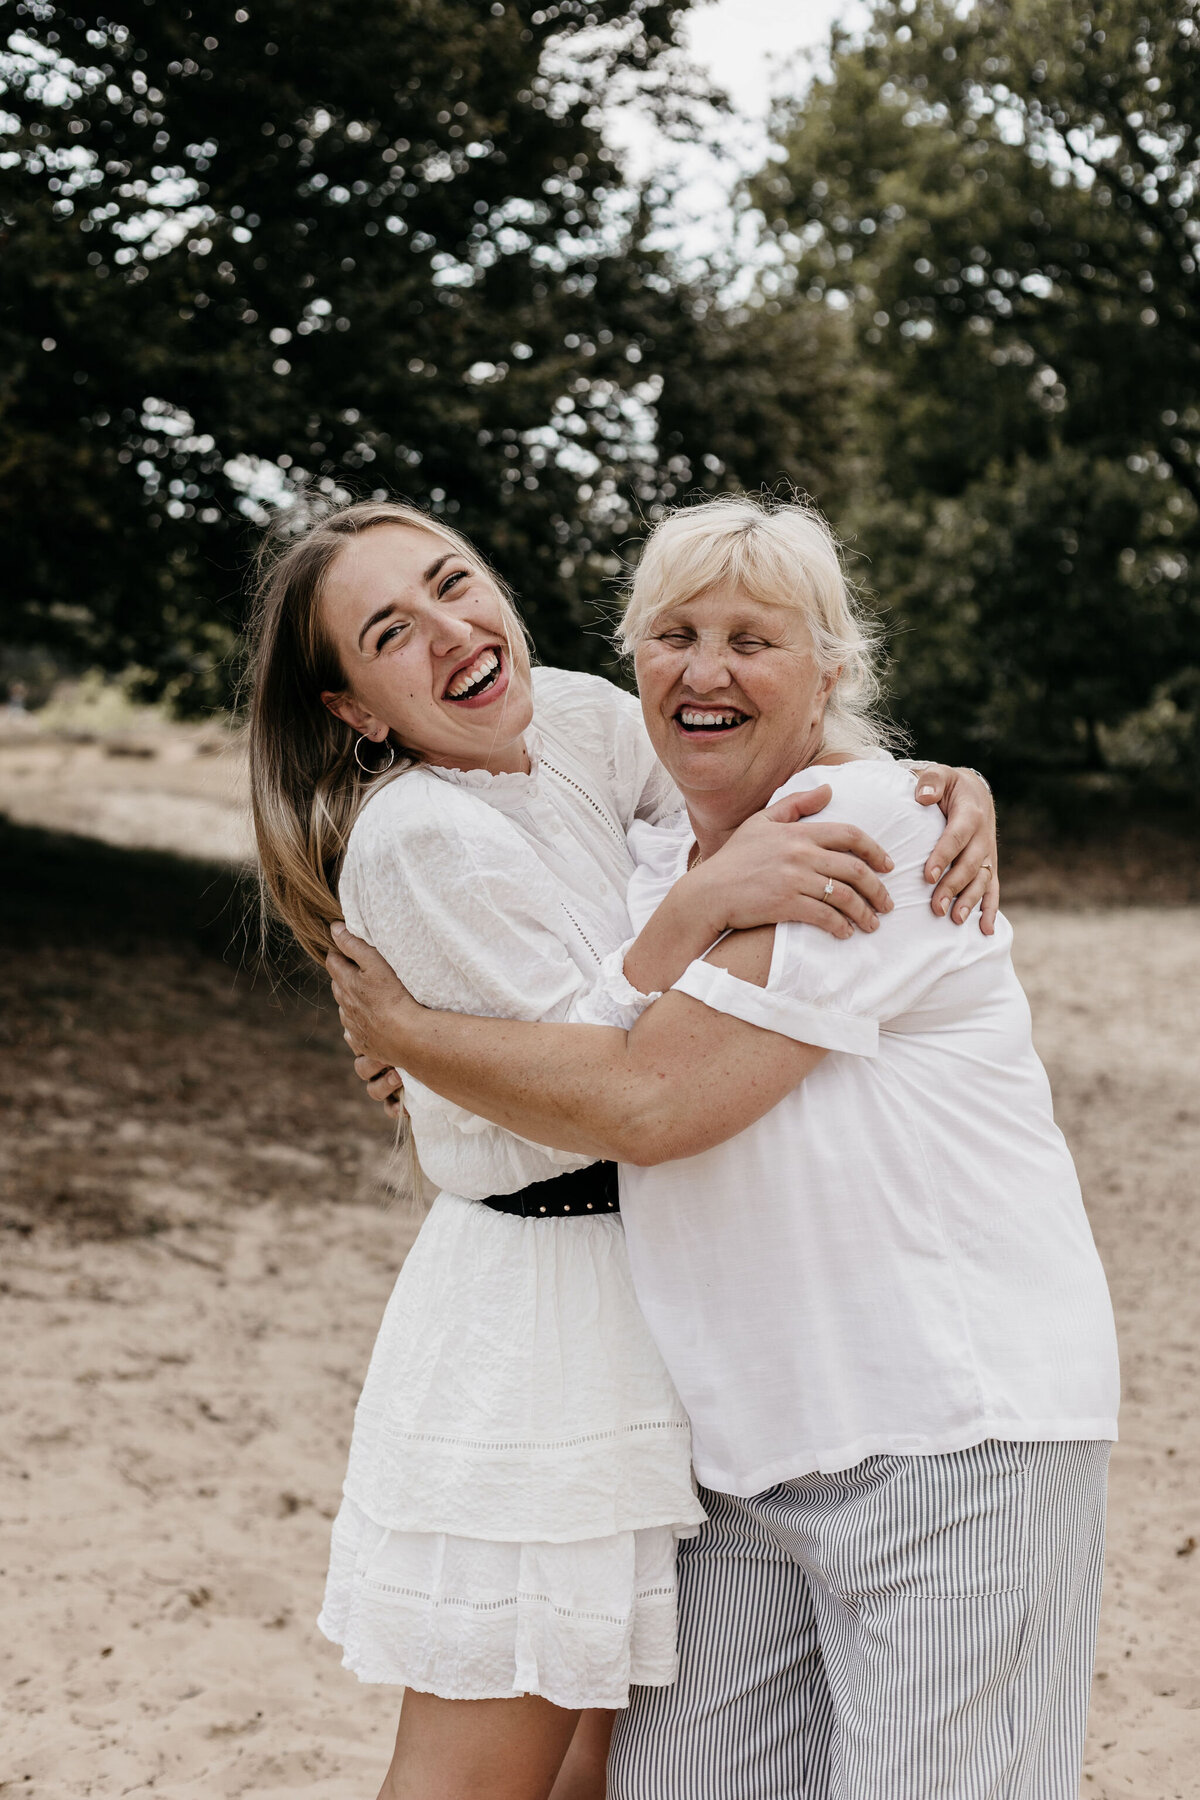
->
<box><xmin>331</xmin><ymin>495</ymin><xmax>1119</xmax><ymax>1800</ymax></box>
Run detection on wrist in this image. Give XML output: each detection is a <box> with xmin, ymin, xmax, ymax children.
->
<box><xmin>623</xmin><ymin>866</ymin><xmax>726</xmax><ymax>998</ymax></box>
<box><xmin>374</xmin><ymin>996</ymin><xmax>427</xmax><ymax>1070</ymax></box>
<box><xmin>683</xmin><ymin>862</ymin><xmax>731</xmax><ymax>940</ymax></box>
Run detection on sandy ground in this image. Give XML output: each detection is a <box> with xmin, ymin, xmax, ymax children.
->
<box><xmin>1</xmin><ymin>723</ymin><xmax>1198</xmax><ymax>1798</ymax></box>
<box><xmin>0</xmin><ymin>720</ymin><xmax>254</xmax><ymax>865</ymax></box>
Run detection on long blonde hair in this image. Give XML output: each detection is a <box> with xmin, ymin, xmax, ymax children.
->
<box><xmin>246</xmin><ymin>498</ymin><xmax>524</xmax><ymax>967</ymax></box>
<box><xmin>619</xmin><ymin>494</ymin><xmax>893</xmax><ymax>756</ymax></box>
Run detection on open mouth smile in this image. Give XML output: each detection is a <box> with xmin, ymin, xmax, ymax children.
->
<box><xmin>444</xmin><ymin>645</ymin><xmax>506</xmax><ymax>706</ymax></box>
<box><xmin>674</xmin><ymin>705</ymin><xmax>750</xmax><ymax>735</ymax></box>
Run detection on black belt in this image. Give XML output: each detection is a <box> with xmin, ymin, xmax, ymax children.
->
<box><xmin>478</xmin><ymin>1162</ymin><xmax>619</xmax><ymax>1219</ymax></box>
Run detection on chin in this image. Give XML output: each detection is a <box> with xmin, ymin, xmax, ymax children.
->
<box><xmin>664</xmin><ymin>749</ymin><xmax>747</xmax><ymax>790</ymax></box>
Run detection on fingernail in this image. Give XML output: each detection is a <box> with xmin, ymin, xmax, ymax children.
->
<box><xmin>331</xmin><ymin>921</ymin><xmax>345</xmax><ymax>938</ymax></box>
<box><xmin>918</xmin><ymin>785</ymin><xmax>936</xmax><ymax>799</ymax></box>
<box><xmin>940</xmin><ymin>896</ymin><xmax>951</xmax><ymax>915</ymax></box>
<box><xmin>884</xmin><ymin>857</ymin><xmax>894</xmax><ymax>871</ymax></box>
<box><xmin>928</xmin><ymin>865</ymin><xmax>941</xmax><ymax>881</ymax></box>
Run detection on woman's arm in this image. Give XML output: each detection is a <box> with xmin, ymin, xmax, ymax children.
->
<box><xmin>619</xmin><ymin>784</ymin><xmax>894</xmax><ymax>998</ymax></box>
<box><xmin>331</xmin><ymin>922</ymin><xmax>823</xmax><ymax>1167</ymax></box>
<box><xmin>635</xmin><ymin>763</ymin><xmax>1000</xmax><ymax>986</ymax></box>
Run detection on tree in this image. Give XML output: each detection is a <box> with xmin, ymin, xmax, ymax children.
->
<box><xmin>1</xmin><ymin>0</ymin><xmax>725</xmax><ymax>702</ymax></box>
<box><xmin>752</xmin><ymin>0</ymin><xmax>1200</xmax><ymax>790</ymax></box>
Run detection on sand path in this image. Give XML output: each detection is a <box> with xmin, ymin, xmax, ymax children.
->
<box><xmin>1</xmin><ymin>726</ymin><xmax>1196</xmax><ymax>1796</ymax></box>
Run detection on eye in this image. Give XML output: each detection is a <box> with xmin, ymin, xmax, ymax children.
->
<box><xmin>437</xmin><ymin>567</ymin><xmax>469</xmax><ymax>599</ymax></box>
<box><xmin>657</xmin><ymin>630</ymin><xmax>693</xmax><ymax>646</ymax></box>
<box><xmin>731</xmin><ymin>636</ymin><xmax>770</xmax><ymax>653</ymax></box>
<box><xmin>376</xmin><ymin>620</ymin><xmax>410</xmax><ymax>651</ymax></box>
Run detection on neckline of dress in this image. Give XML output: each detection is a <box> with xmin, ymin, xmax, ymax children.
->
<box><xmin>424</xmin><ymin>726</ymin><xmax>545</xmax><ymax>809</ymax></box>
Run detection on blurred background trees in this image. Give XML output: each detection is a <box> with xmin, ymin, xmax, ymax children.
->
<box><xmin>0</xmin><ymin>0</ymin><xmax>724</xmax><ymax>698</ymax></box>
<box><xmin>753</xmin><ymin>0</ymin><xmax>1200</xmax><ymax>793</ymax></box>
<box><xmin>2</xmin><ymin>0</ymin><xmax>1198</xmax><ymax>799</ymax></box>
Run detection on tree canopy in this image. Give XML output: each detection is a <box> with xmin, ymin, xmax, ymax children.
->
<box><xmin>753</xmin><ymin>0</ymin><xmax>1200</xmax><ymax>790</ymax></box>
<box><xmin>0</xmin><ymin>0</ymin><xmax>743</xmax><ymax>700</ymax></box>
<box><xmin>3</xmin><ymin>0</ymin><xmax>1197</xmax><ymax>796</ymax></box>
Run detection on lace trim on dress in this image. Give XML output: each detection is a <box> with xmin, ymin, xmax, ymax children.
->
<box><xmin>358</xmin><ymin>1581</ymin><xmax>678</xmax><ymax>1622</ymax></box>
<box><xmin>319</xmin><ymin>1494</ymin><xmax>688</xmax><ymax>1701</ymax></box>
<box><xmin>541</xmin><ymin>757</ymin><xmax>628</xmax><ymax>849</ymax></box>
<box><xmin>559</xmin><ymin>901</ymin><xmax>603</xmax><ymax>964</ymax></box>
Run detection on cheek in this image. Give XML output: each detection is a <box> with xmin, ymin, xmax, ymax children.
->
<box><xmin>747</xmin><ymin>659</ymin><xmax>820</xmax><ymax>727</ymax></box>
<box><xmin>634</xmin><ymin>646</ymin><xmax>676</xmax><ymax>707</ymax></box>
<box><xmin>362</xmin><ymin>651</ymin><xmax>431</xmax><ymax>728</ymax></box>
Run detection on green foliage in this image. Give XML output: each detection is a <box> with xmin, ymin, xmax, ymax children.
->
<box><xmin>0</xmin><ymin>0</ymin><xmax>729</xmax><ymax>702</ymax></box>
<box><xmin>754</xmin><ymin>0</ymin><xmax>1200</xmax><ymax>792</ymax></box>
<box><xmin>7</xmin><ymin>0</ymin><xmax>1194</xmax><ymax>794</ymax></box>
<box><xmin>651</xmin><ymin>287</ymin><xmax>859</xmax><ymax>512</ymax></box>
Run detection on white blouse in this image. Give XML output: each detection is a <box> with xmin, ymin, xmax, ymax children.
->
<box><xmin>339</xmin><ymin>665</ymin><xmax>679</xmax><ymax>1198</ymax></box>
<box><xmin>599</xmin><ymin>759</ymin><xmax>1120</xmax><ymax>1498</ymax></box>
<box><xmin>331</xmin><ymin>665</ymin><xmax>704</xmax><ymax>1549</ymax></box>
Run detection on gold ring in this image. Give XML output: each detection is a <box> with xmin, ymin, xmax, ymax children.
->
<box><xmin>823</xmin><ymin>877</ymin><xmax>835</xmax><ymax>899</ymax></box>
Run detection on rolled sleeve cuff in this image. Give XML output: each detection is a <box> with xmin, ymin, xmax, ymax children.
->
<box><xmin>671</xmin><ymin>961</ymin><xmax>879</xmax><ymax>1057</ymax></box>
<box><xmin>567</xmin><ymin>940</ymin><xmax>663</xmax><ymax>1031</ymax></box>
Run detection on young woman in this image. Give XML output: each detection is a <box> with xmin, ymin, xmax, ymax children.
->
<box><xmin>246</xmin><ymin>497</ymin><xmax>997</xmax><ymax>1800</ymax></box>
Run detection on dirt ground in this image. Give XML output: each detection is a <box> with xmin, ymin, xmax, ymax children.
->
<box><xmin>1</xmin><ymin>721</ymin><xmax>1198</xmax><ymax>1798</ymax></box>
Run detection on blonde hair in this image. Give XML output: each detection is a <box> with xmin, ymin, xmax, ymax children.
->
<box><xmin>246</xmin><ymin>498</ymin><xmax>526</xmax><ymax>968</ymax></box>
<box><xmin>619</xmin><ymin>495</ymin><xmax>892</xmax><ymax>756</ymax></box>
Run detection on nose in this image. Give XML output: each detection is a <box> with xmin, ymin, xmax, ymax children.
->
<box><xmin>681</xmin><ymin>639</ymin><xmax>734</xmax><ymax>693</ymax></box>
<box><xmin>428</xmin><ymin>611</ymin><xmax>475</xmax><ymax>658</ymax></box>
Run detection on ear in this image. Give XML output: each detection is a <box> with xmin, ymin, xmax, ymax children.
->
<box><xmin>818</xmin><ymin>664</ymin><xmax>842</xmax><ymax>702</ymax></box>
<box><xmin>321</xmin><ymin>689</ymin><xmax>385</xmax><ymax>739</ymax></box>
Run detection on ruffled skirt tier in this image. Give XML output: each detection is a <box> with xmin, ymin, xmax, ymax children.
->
<box><xmin>318</xmin><ymin>1499</ymin><xmax>682</xmax><ymax>1708</ymax></box>
<box><xmin>319</xmin><ymin>1192</ymin><xmax>703</xmax><ymax>1705</ymax></box>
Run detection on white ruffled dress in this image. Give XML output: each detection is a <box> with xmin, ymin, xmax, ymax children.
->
<box><xmin>317</xmin><ymin>667</ymin><xmax>705</xmax><ymax>1710</ymax></box>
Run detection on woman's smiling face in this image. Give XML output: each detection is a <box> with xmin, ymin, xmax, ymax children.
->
<box><xmin>319</xmin><ymin>523</ymin><xmax>534</xmax><ymax>774</ymax></box>
<box><xmin>634</xmin><ymin>588</ymin><xmax>838</xmax><ymax>809</ymax></box>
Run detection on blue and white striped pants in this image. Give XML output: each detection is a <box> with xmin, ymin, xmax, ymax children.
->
<box><xmin>609</xmin><ymin>1439</ymin><xmax>1109</xmax><ymax>1800</ymax></box>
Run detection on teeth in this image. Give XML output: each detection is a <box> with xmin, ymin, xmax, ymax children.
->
<box><xmin>447</xmin><ymin>648</ymin><xmax>499</xmax><ymax>699</ymax></box>
<box><xmin>679</xmin><ymin>708</ymin><xmax>743</xmax><ymax>728</ymax></box>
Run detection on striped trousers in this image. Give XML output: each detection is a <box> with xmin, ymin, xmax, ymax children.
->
<box><xmin>609</xmin><ymin>1439</ymin><xmax>1109</xmax><ymax>1800</ymax></box>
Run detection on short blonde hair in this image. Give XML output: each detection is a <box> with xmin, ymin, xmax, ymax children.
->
<box><xmin>619</xmin><ymin>495</ymin><xmax>893</xmax><ymax>756</ymax></box>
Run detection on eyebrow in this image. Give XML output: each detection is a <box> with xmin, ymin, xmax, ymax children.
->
<box><xmin>355</xmin><ymin>556</ymin><xmax>460</xmax><ymax>650</ymax></box>
<box><xmin>357</xmin><ymin>604</ymin><xmax>398</xmax><ymax>651</ymax></box>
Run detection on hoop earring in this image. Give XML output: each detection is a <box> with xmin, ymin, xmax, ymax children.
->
<box><xmin>354</xmin><ymin>734</ymin><xmax>396</xmax><ymax>774</ymax></box>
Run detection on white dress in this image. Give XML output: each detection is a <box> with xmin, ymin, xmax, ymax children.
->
<box><xmin>317</xmin><ymin>666</ymin><xmax>705</xmax><ymax>1710</ymax></box>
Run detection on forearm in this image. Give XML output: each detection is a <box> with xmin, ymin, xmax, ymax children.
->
<box><xmin>355</xmin><ymin>872</ymin><xmax>733</xmax><ymax>1154</ymax></box>
<box><xmin>367</xmin><ymin>938</ymin><xmax>822</xmax><ymax>1169</ymax></box>
<box><xmin>385</xmin><ymin>1007</ymin><xmax>661</xmax><ymax>1163</ymax></box>
<box><xmin>621</xmin><ymin>865</ymin><xmax>725</xmax><ymax>996</ymax></box>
